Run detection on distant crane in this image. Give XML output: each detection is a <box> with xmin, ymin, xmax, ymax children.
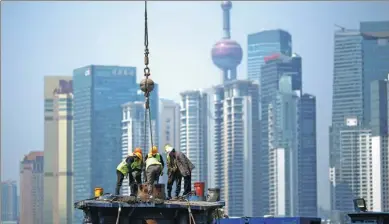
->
<box><xmin>335</xmin><ymin>24</ymin><xmax>346</xmax><ymax>31</ymax></box>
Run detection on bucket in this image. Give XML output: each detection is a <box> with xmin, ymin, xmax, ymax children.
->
<box><xmin>194</xmin><ymin>182</ymin><xmax>205</xmax><ymax>197</ymax></box>
<box><xmin>94</xmin><ymin>187</ymin><xmax>104</xmax><ymax>197</ymax></box>
<box><xmin>206</xmin><ymin>188</ymin><xmax>220</xmax><ymax>202</ymax></box>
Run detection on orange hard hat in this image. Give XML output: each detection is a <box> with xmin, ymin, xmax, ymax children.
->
<box><xmin>134</xmin><ymin>148</ymin><xmax>142</xmax><ymax>155</ymax></box>
<box><xmin>134</xmin><ymin>152</ymin><xmax>142</xmax><ymax>160</ymax></box>
<box><xmin>151</xmin><ymin>146</ymin><xmax>158</xmax><ymax>155</ymax></box>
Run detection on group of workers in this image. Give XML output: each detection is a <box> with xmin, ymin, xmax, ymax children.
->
<box><xmin>115</xmin><ymin>144</ymin><xmax>195</xmax><ymax>199</ymax></box>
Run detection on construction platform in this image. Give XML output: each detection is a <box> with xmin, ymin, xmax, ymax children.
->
<box><xmin>74</xmin><ymin>184</ymin><xmax>224</xmax><ymax>224</ymax></box>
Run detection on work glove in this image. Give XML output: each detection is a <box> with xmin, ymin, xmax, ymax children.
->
<box><xmin>160</xmin><ymin>171</ymin><xmax>164</xmax><ymax>176</ymax></box>
<box><xmin>185</xmin><ymin>171</ymin><xmax>190</xmax><ymax>176</ymax></box>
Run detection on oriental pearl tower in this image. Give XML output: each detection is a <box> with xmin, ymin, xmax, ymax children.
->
<box><xmin>211</xmin><ymin>1</ymin><xmax>243</xmax><ymax>83</ymax></box>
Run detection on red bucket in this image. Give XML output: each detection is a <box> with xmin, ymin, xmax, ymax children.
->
<box><xmin>194</xmin><ymin>182</ymin><xmax>205</xmax><ymax>197</ymax></box>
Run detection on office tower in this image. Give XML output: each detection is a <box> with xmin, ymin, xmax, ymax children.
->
<box><xmin>259</xmin><ymin>53</ymin><xmax>302</xmax><ymax>216</ymax></box>
<box><xmin>73</xmin><ymin>65</ymin><xmax>139</xmax><ymax>223</ymax></box>
<box><xmin>361</xmin><ymin>21</ymin><xmax>389</xmax><ymax>125</ymax></box>
<box><xmin>211</xmin><ymin>1</ymin><xmax>243</xmax><ymax>83</ymax></box>
<box><xmin>370</xmin><ymin>79</ymin><xmax>389</xmax><ymax>211</ymax></box>
<box><xmin>247</xmin><ymin>29</ymin><xmax>292</xmax><ymax>84</ymax></box>
<box><xmin>213</xmin><ymin>80</ymin><xmax>260</xmax><ymax>217</ymax></box>
<box><xmin>298</xmin><ymin>94</ymin><xmax>318</xmax><ymax>217</ymax></box>
<box><xmin>43</xmin><ymin>77</ymin><xmax>73</xmax><ymax>224</ymax></box>
<box><xmin>1</xmin><ymin>180</ymin><xmax>18</xmax><ymax>221</ymax></box>
<box><xmin>268</xmin><ymin>75</ymin><xmax>300</xmax><ymax>217</ymax></box>
<box><xmin>20</xmin><ymin>151</ymin><xmax>44</xmax><ymax>224</ymax></box>
<box><xmin>330</xmin><ymin>21</ymin><xmax>389</xmax><ymax>211</ymax></box>
<box><xmin>121</xmin><ymin>101</ymin><xmax>158</xmax><ymax>195</ymax></box>
<box><xmin>180</xmin><ymin>90</ymin><xmax>208</xmax><ymax>185</ymax></box>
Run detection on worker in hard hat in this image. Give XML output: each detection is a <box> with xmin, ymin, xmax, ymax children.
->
<box><xmin>144</xmin><ymin>146</ymin><xmax>165</xmax><ymax>182</ymax></box>
<box><xmin>115</xmin><ymin>151</ymin><xmax>143</xmax><ymax>196</ymax></box>
<box><xmin>144</xmin><ymin>146</ymin><xmax>164</xmax><ymax>198</ymax></box>
<box><xmin>167</xmin><ymin>146</ymin><xmax>195</xmax><ymax>197</ymax></box>
<box><xmin>164</xmin><ymin>144</ymin><xmax>182</xmax><ymax>200</ymax></box>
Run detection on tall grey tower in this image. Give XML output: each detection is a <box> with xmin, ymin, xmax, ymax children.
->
<box><xmin>211</xmin><ymin>1</ymin><xmax>243</xmax><ymax>83</ymax></box>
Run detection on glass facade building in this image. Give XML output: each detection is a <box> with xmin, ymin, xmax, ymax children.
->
<box><xmin>247</xmin><ymin>29</ymin><xmax>292</xmax><ymax>83</ymax></box>
<box><xmin>72</xmin><ymin>65</ymin><xmax>139</xmax><ymax>223</ymax></box>
<box><xmin>259</xmin><ymin>54</ymin><xmax>302</xmax><ymax>216</ymax></box>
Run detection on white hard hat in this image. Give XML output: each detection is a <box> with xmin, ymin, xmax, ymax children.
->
<box><xmin>165</xmin><ymin>145</ymin><xmax>174</xmax><ymax>154</ymax></box>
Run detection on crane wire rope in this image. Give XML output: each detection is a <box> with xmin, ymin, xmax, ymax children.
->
<box><xmin>142</xmin><ymin>0</ymin><xmax>154</xmax><ymax>157</ymax></box>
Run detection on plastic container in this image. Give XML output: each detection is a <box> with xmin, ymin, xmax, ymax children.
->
<box><xmin>206</xmin><ymin>188</ymin><xmax>220</xmax><ymax>202</ymax></box>
<box><xmin>94</xmin><ymin>187</ymin><xmax>104</xmax><ymax>197</ymax></box>
<box><xmin>194</xmin><ymin>182</ymin><xmax>205</xmax><ymax>197</ymax></box>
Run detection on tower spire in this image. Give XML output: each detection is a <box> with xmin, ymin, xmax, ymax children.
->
<box><xmin>221</xmin><ymin>1</ymin><xmax>232</xmax><ymax>39</ymax></box>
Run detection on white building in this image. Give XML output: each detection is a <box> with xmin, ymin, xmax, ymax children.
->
<box><xmin>179</xmin><ymin>90</ymin><xmax>208</xmax><ymax>185</ymax></box>
<box><xmin>330</xmin><ymin>117</ymin><xmax>373</xmax><ymax>212</ymax></box>
<box><xmin>121</xmin><ymin>101</ymin><xmax>158</xmax><ymax>195</ymax></box>
<box><xmin>213</xmin><ymin>80</ymin><xmax>260</xmax><ymax>217</ymax></box>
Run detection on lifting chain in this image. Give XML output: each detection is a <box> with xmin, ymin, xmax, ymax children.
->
<box><xmin>140</xmin><ymin>0</ymin><xmax>155</xmax><ymax>154</ymax></box>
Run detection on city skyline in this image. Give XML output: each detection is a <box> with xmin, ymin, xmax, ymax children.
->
<box><xmin>2</xmin><ymin>1</ymin><xmax>389</xmax><ymax>212</ymax></box>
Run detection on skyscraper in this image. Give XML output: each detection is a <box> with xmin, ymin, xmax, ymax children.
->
<box><xmin>73</xmin><ymin>65</ymin><xmax>138</xmax><ymax>223</ymax></box>
<box><xmin>159</xmin><ymin>99</ymin><xmax>180</xmax><ymax>184</ymax></box>
<box><xmin>213</xmin><ymin>80</ymin><xmax>260</xmax><ymax>217</ymax></box>
<box><xmin>298</xmin><ymin>94</ymin><xmax>318</xmax><ymax>217</ymax></box>
<box><xmin>180</xmin><ymin>90</ymin><xmax>208</xmax><ymax>185</ymax></box>
<box><xmin>1</xmin><ymin>180</ymin><xmax>18</xmax><ymax>222</ymax></box>
<box><xmin>20</xmin><ymin>151</ymin><xmax>44</xmax><ymax>224</ymax></box>
<box><xmin>159</xmin><ymin>99</ymin><xmax>180</xmax><ymax>152</ymax></box>
<box><xmin>43</xmin><ymin>76</ymin><xmax>73</xmax><ymax>224</ymax></box>
<box><xmin>259</xmin><ymin>53</ymin><xmax>302</xmax><ymax>216</ymax></box>
<box><xmin>330</xmin><ymin>21</ymin><xmax>389</xmax><ymax>211</ymax></box>
<box><xmin>247</xmin><ymin>29</ymin><xmax>292</xmax><ymax>83</ymax></box>
<box><xmin>121</xmin><ymin>101</ymin><xmax>158</xmax><ymax>195</ymax></box>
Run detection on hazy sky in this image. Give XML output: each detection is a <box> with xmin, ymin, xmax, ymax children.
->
<box><xmin>1</xmin><ymin>1</ymin><xmax>388</xmax><ymax>209</ymax></box>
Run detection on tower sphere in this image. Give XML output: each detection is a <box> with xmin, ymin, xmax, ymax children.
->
<box><xmin>211</xmin><ymin>39</ymin><xmax>243</xmax><ymax>70</ymax></box>
<box><xmin>221</xmin><ymin>1</ymin><xmax>232</xmax><ymax>10</ymax></box>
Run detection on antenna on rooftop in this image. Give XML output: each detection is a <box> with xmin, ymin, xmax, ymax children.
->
<box><xmin>334</xmin><ymin>24</ymin><xmax>346</xmax><ymax>31</ymax></box>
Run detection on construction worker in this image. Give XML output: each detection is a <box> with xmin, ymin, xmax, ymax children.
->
<box><xmin>145</xmin><ymin>146</ymin><xmax>164</xmax><ymax>198</ymax></box>
<box><xmin>144</xmin><ymin>146</ymin><xmax>165</xmax><ymax>182</ymax></box>
<box><xmin>164</xmin><ymin>144</ymin><xmax>182</xmax><ymax>200</ymax></box>
<box><xmin>115</xmin><ymin>150</ymin><xmax>143</xmax><ymax>196</ymax></box>
<box><xmin>167</xmin><ymin>147</ymin><xmax>195</xmax><ymax>197</ymax></box>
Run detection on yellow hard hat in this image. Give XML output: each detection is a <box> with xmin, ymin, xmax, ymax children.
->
<box><xmin>151</xmin><ymin>146</ymin><xmax>158</xmax><ymax>155</ymax></box>
<box><xmin>134</xmin><ymin>152</ymin><xmax>142</xmax><ymax>160</ymax></box>
<box><xmin>134</xmin><ymin>147</ymin><xmax>143</xmax><ymax>155</ymax></box>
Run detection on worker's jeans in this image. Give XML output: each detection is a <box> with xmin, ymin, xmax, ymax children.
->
<box><xmin>129</xmin><ymin>170</ymin><xmax>142</xmax><ymax>196</ymax></box>
<box><xmin>115</xmin><ymin>170</ymin><xmax>125</xmax><ymax>195</ymax></box>
<box><xmin>167</xmin><ymin>170</ymin><xmax>182</xmax><ymax>197</ymax></box>
<box><xmin>146</xmin><ymin>165</ymin><xmax>162</xmax><ymax>195</ymax></box>
<box><xmin>183</xmin><ymin>175</ymin><xmax>192</xmax><ymax>196</ymax></box>
<box><xmin>115</xmin><ymin>170</ymin><xmax>141</xmax><ymax>196</ymax></box>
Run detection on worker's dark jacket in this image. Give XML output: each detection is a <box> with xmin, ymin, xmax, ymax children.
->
<box><xmin>175</xmin><ymin>151</ymin><xmax>195</xmax><ymax>177</ymax></box>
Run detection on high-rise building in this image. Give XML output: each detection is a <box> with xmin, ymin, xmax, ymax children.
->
<box><xmin>1</xmin><ymin>180</ymin><xmax>18</xmax><ymax>222</ymax></box>
<box><xmin>247</xmin><ymin>29</ymin><xmax>292</xmax><ymax>84</ymax></box>
<box><xmin>121</xmin><ymin>100</ymin><xmax>158</xmax><ymax>195</ymax></box>
<box><xmin>259</xmin><ymin>53</ymin><xmax>302</xmax><ymax>216</ymax></box>
<box><xmin>180</xmin><ymin>90</ymin><xmax>208</xmax><ymax>185</ymax></box>
<box><xmin>370</xmin><ymin>78</ymin><xmax>389</xmax><ymax>212</ymax></box>
<box><xmin>43</xmin><ymin>77</ymin><xmax>73</xmax><ymax>224</ymax></box>
<box><xmin>73</xmin><ymin>65</ymin><xmax>139</xmax><ymax>223</ymax></box>
<box><xmin>298</xmin><ymin>94</ymin><xmax>318</xmax><ymax>217</ymax></box>
<box><xmin>268</xmin><ymin>75</ymin><xmax>300</xmax><ymax>217</ymax></box>
<box><xmin>213</xmin><ymin>80</ymin><xmax>260</xmax><ymax>217</ymax></box>
<box><xmin>329</xmin><ymin>21</ymin><xmax>389</xmax><ymax>211</ymax></box>
<box><xmin>20</xmin><ymin>151</ymin><xmax>44</xmax><ymax>224</ymax></box>
<box><xmin>159</xmin><ymin>99</ymin><xmax>180</xmax><ymax>152</ymax></box>
<box><xmin>159</xmin><ymin>99</ymin><xmax>180</xmax><ymax>184</ymax></box>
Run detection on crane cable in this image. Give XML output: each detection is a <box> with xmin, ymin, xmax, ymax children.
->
<box><xmin>142</xmin><ymin>0</ymin><xmax>154</xmax><ymax>155</ymax></box>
